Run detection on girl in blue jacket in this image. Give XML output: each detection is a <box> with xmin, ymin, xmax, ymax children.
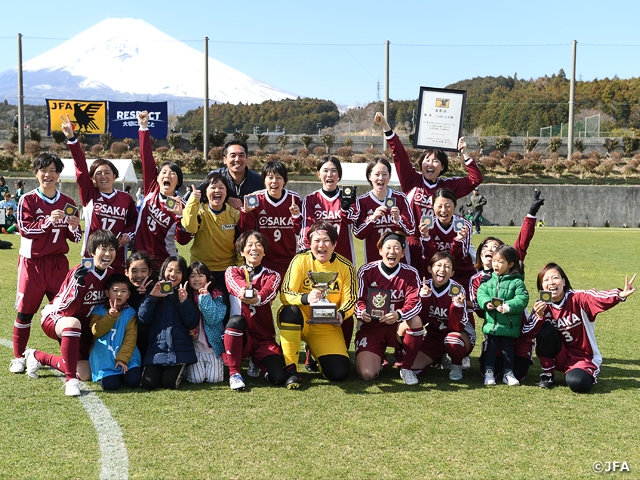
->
<box><xmin>477</xmin><ymin>245</ymin><xmax>529</xmax><ymax>387</ymax></box>
<box><xmin>138</xmin><ymin>256</ymin><xmax>199</xmax><ymax>390</ymax></box>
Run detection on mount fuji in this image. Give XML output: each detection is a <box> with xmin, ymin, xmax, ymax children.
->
<box><xmin>0</xmin><ymin>18</ymin><xmax>296</xmax><ymax>113</ymax></box>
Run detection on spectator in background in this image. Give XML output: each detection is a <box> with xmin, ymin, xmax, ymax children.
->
<box><xmin>14</xmin><ymin>181</ymin><xmax>25</xmax><ymax>203</ymax></box>
<box><xmin>0</xmin><ymin>191</ymin><xmax>17</xmax><ymax>210</ymax></box>
<box><xmin>0</xmin><ymin>176</ymin><xmax>9</xmax><ymax>196</ymax></box>
<box><xmin>467</xmin><ymin>188</ymin><xmax>487</xmax><ymax>235</ymax></box>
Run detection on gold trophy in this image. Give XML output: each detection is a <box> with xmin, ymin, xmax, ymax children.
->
<box><xmin>244</xmin><ymin>265</ymin><xmax>254</xmax><ymax>299</ymax></box>
<box><xmin>306</xmin><ymin>271</ymin><xmax>339</xmax><ymax>324</ymax></box>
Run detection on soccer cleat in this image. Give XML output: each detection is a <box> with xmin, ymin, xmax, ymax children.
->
<box><xmin>284</xmin><ymin>364</ymin><xmax>302</xmax><ymax>390</ymax></box>
<box><xmin>484</xmin><ymin>368</ymin><xmax>496</xmax><ymax>386</ymax></box>
<box><xmin>24</xmin><ymin>349</ymin><xmax>41</xmax><ymax>379</ymax></box>
<box><xmin>400</xmin><ymin>368</ymin><xmax>419</xmax><ymax>385</ymax></box>
<box><xmin>503</xmin><ymin>371</ymin><xmax>520</xmax><ymax>386</ymax></box>
<box><xmin>9</xmin><ymin>357</ymin><xmax>26</xmax><ymax>374</ymax></box>
<box><xmin>449</xmin><ymin>364</ymin><xmax>463</xmax><ymax>381</ymax></box>
<box><xmin>247</xmin><ymin>358</ymin><xmax>260</xmax><ymax>378</ymax></box>
<box><xmin>64</xmin><ymin>378</ymin><xmax>81</xmax><ymax>397</ymax></box>
<box><xmin>461</xmin><ymin>356</ymin><xmax>471</xmax><ymax>370</ymax></box>
<box><xmin>538</xmin><ymin>373</ymin><xmax>555</xmax><ymax>389</ymax></box>
<box><xmin>229</xmin><ymin>373</ymin><xmax>245</xmax><ymax>391</ymax></box>
<box><xmin>304</xmin><ymin>345</ymin><xmax>319</xmax><ymax>373</ymax></box>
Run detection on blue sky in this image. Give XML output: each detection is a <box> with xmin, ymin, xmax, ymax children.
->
<box><xmin>2</xmin><ymin>0</ymin><xmax>640</xmax><ymax>107</ymax></box>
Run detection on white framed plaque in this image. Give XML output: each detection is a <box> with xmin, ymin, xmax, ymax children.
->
<box><xmin>413</xmin><ymin>86</ymin><xmax>466</xmax><ymax>152</ymax></box>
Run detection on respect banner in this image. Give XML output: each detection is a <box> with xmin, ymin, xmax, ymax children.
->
<box><xmin>47</xmin><ymin>99</ymin><xmax>107</xmax><ymax>135</ymax></box>
<box><xmin>109</xmin><ymin>101</ymin><xmax>168</xmax><ymax>139</ymax></box>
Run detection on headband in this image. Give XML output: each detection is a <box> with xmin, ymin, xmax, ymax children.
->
<box><xmin>309</xmin><ymin>229</ymin><xmax>328</xmax><ymax>239</ymax></box>
<box><xmin>382</xmin><ymin>233</ymin><xmax>405</xmax><ymax>249</ymax></box>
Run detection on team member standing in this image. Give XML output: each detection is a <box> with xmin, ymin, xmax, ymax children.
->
<box><xmin>239</xmin><ymin>161</ymin><xmax>302</xmax><ymax>278</ymax></box>
<box><xmin>24</xmin><ymin>230</ymin><xmax>117</xmax><ymax>396</ymax></box>
<box><xmin>224</xmin><ymin>231</ymin><xmax>299</xmax><ymax>390</ymax></box>
<box><xmin>528</xmin><ymin>264</ymin><xmax>636</xmax><ymax>393</ymax></box>
<box><xmin>351</xmin><ymin>157</ymin><xmax>415</xmax><ymax>264</ymax></box>
<box><xmin>10</xmin><ymin>152</ymin><xmax>82</xmax><ymax>374</ymax></box>
<box><xmin>62</xmin><ymin>115</ymin><xmax>137</xmax><ymax>272</ymax></box>
<box><xmin>280</xmin><ymin>221</ymin><xmax>357</xmax><ymax>382</ymax></box>
<box><xmin>373</xmin><ymin>112</ymin><xmax>482</xmax><ymax>271</ymax></box>
<box><xmin>133</xmin><ymin>111</ymin><xmax>192</xmax><ymax>272</ymax></box>
<box><xmin>354</xmin><ymin>232</ymin><xmax>424</xmax><ymax>385</ymax></box>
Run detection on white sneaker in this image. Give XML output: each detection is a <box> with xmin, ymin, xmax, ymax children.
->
<box><xmin>461</xmin><ymin>356</ymin><xmax>471</xmax><ymax>370</ymax></box>
<box><xmin>449</xmin><ymin>364</ymin><xmax>463</xmax><ymax>381</ymax></box>
<box><xmin>247</xmin><ymin>358</ymin><xmax>260</xmax><ymax>378</ymax></box>
<box><xmin>484</xmin><ymin>368</ymin><xmax>496</xmax><ymax>386</ymax></box>
<box><xmin>503</xmin><ymin>371</ymin><xmax>520</xmax><ymax>386</ymax></box>
<box><xmin>9</xmin><ymin>357</ymin><xmax>26</xmax><ymax>374</ymax></box>
<box><xmin>64</xmin><ymin>378</ymin><xmax>81</xmax><ymax>397</ymax></box>
<box><xmin>229</xmin><ymin>373</ymin><xmax>245</xmax><ymax>391</ymax></box>
<box><xmin>400</xmin><ymin>368</ymin><xmax>419</xmax><ymax>385</ymax></box>
<box><xmin>25</xmin><ymin>349</ymin><xmax>41</xmax><ymax>379</ymax></box>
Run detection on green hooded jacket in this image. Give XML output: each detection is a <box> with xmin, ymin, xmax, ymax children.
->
<box><xmin>476</xmin><ymin>272</ymin><xmax>529</xmax><ymax>338</ymax></box>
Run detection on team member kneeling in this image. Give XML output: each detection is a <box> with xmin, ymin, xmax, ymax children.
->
<box><xmin>25</xmin><ymin>230</ymin><xmax>118</xmax><ymax>396</ymax></box>
<box><xmin>354</xmin><ymin>231</ymin><xmax>424</xmax><ymax>385</ymax></box>
<box><xmin>224</xmin><ymin>231</ymin><xmax>300</xmax><ymax>391</ymax></box>
<box><xmin>279</xmin><ymin>221</ymin><xmax>357</xmax><ymax>382</ymax></box>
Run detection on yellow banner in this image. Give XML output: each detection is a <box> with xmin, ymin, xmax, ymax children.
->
<box><xmin>47</xmin><ymin>99</ymin><xmax>107</xmax><ymax>135</ymax></box>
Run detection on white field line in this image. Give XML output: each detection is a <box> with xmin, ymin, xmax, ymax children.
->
<box><xmin>1</xmin><ymin>338</ymin><xmax>129</xmax><ymax>479</ymax></box>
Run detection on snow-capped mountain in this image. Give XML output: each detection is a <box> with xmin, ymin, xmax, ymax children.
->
<box><xmin>0</xmin><ymin>18</ymin><xmax>296</xmax><ymax>113</ymax></box>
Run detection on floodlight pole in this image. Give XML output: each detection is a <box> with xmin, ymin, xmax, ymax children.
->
<box><xmin>567</xmin><ymin>40</ymin><xmax>577</xmax><ymax>159</ymax></box>
<box><xmin>383</xmin><ymin>40</ymin><xmax>389</xmax><ymax>151</ymax></box>
<box><xmin>203</xmin><ymin>37</ymin><xmax>210</xmax><ymax>161</ymax></box>
<box><xmin>17</xmin><ymin>33</ymin><xmax>24</xmax><ymax>155</ymax></box>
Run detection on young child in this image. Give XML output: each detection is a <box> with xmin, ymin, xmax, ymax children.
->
<box><xmin>185</xmin><ymin>261</ymin><xmax>226</xmax><ymax>384</ymax></box>
<box><xmin>124</xmin><ymin>251</ymin><xmax>157</xmax><ymax>359</ymax></box>
<box><xmin>225</xmin><ymin>231</ymin><xmax>299</xmax><ymax>391</ymax></box>
<box><xmin>476</xmin><ymin>245</ymin><xmax>529</xmax><ymax>386</ymax></box>
<box><xmin>11</xmin><ymin>153</ymin><xmax>82</xmax><ymax>374</ymax></box>
<box><xmin>89</xmin><ymin>274</ymin><xmax>142</xmax><ymax>391</ymax></box>
<box><xmin>137</xmin><ymin>256</ymin><xmax>199</xmax><ymax>390</ymax></box>
<box><xmin>24</xmin><ymin>230</ymin><xmax>117</xmax><ymax>396</ymax></box>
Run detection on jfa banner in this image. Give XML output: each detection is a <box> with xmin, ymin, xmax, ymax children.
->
<box><xmin>47</xmin><ymin>99</ymin><xmax>107</xmax><ymax>135</ymax></box>
<box><xmin>109</xmin><ymin>101</ymin><xmax>168</xmax><ymax>139</ymax></box>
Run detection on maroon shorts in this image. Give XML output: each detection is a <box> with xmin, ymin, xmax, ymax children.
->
<box><xmin>41</xmin><ymin>315</ymin><xmax>93</xmax><ymax>360</ymax></box>
<box><xmin>243</xmin><ymin>337</ymin><xmax>283</xmax><ymax>365</ymax></box>
<box><xmin>554</xmin><ymin>346</ymin><xmax>599</xmax><ymax>379</ymax></box>
<box><xmin>354</xmin><ymin>323</ymin><xmax>400</xmax><ymax>358</ymax></box>
<box><xmin>420</xmin><ymin>333</ymin><xmax>473</xmax><ymax>363</ymax></box>
<box><xmin>16</xmin><ymin>254</ymin><xmax>69</xmax><ymax>314</ymax></box>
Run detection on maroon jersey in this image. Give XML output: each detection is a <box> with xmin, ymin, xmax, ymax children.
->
<box><xmin>225</xmin><ymin>265</ymin><xmax>281</xmax><ymax>342</ymax></box>
<box><xmin>17</xmin><ymin>189</ymin><xmax>82</xmax><ymax>259</ymax></box>
<box><xmin>68</xmin><ymin>141</ymin><xmax>138</xmax><ymax>269</ymax></box>
<box><xmin>298</xmin><ymin>189</ymin><xmax>354</xmax><ymax>264</ymax></box>
<box><xmin>133</xmin><ymin>128</ymin><xmax>192</xmax><ymax>271</ymax></box>
<box><xmin>420</xmin><ymin>279</ymin><xmax>476</xmax><ymax>344</ymax></box>
<box><xmin>524</xmin><ymin>289</ymin><xmax>624</xmax><ymax>371</ymax></box>
<box><xmin>41</xmin><ymin>265</ymin><xmax>113</xmax><ymax>324</ymax></box>
<box><xmin>239</xmin><ymin>189</ymin><xmax>302</xmax><ymax>277</ymax></box>
<box><xmin>355</xmin><ymin>261</ymin><xmax>421</xmax><ymax>323</ymax></box>
<box><xmin>351</xmin><ymin>190</ymin><xmax>416</xmax><ymax>264</ymax></box>
<box><xmin>388</xmin><ymin>132</ymin><xmax>483</xmax><ymax>246</ymax></box>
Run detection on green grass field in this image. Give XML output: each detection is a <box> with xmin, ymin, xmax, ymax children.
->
<box><xmin>1</xmin><ymin>227</ymin><xmax>639</xmax><ymax>479</ymax></box>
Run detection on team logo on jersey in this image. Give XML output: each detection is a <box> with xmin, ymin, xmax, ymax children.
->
<box><xmin>221</xmin><ymin>224</ymin><xmax>235</xmax><ymax>231</ymax></box>
<box><xmin>367</xmin><ymin>209</ymin><xmax>374</xmax><ymax>215</ymax></box>
<box><xmin>259</xmin><ymin>210</ymin><xmax>266</xmax><ymax>215</ymax></box>
<box><xmin>36</xmin><ymin>208</ymin><xmax>43</xmax><ymax>214</ymax></box>
<box><xmin>97</xmin><ymin>197</ymin><xmax>104</xmax><ymax>202</ymax></box>
<box><xmin>371</xmin><ymin>282</ymin><xmax>378</xmax><ymax>287</ymax></box>
<box><xmin>314</xmin><ymin>204</ymin><xmax>321</xmax><ymax>209</ymax></box>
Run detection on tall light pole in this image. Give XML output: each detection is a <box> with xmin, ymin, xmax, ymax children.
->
<box><xmin>17</xmin><ymin>33</ymin><xmax>24</xmax><ymax>154</ymax></box>
<box><xmin>383</xmin><ymin>40</ymin><xmax>390</xmax><ymax>151</ymax></box>
<box><xmin>203</xmin><ymin>37</ymin><xmax>210</xmax><ymax>161</ymax></box>
<box><xmin>567</xmin><ymin>40</ymin><xmax>577</xmax><ymax>160</ymax></box>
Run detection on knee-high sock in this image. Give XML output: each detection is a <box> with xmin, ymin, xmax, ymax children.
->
<box><xmin>12</xmin><ymin>317</ymin><xmax>31</xmax><ymax>357</ymax></box>
<box><xmin>444</xmin><ymin>334</ymin><xmax>467</xmax><ymax>365</ymax></box>
<box><xmin>279</xmin><ymin>323</ymin><xmax>301</xmax><ymax>372</ymax></box>
<box><xmin>223</xmin><ymin>327</ymin><xmax>244</xmax><ymax>376</ymax></box>
<box><xmin>401</xmin><ymin>328</ymin><xmax>424</xmax><ymax>369</ymax></box>
<box><xmin>538</xmin><ymin>357</ymin><xmax>555</xmax><ymax>374</ymax></box>
<box><xmin>60</xmin><ymin>327</ymin><xmax>81</xmax><ymax>381</ymax></box>
<box><xmin>341</xmin><ymin>316</ymin><xmax>354</xmax><ymax>351</ymax></box>
<box><xmin>34</xmin><ymin>350</ymin><xmax>64</xmax><ymax>372</ymax></box>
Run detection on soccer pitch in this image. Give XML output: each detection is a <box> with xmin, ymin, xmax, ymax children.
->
<box><xmin>1</xmin><ymin>226</ymin><xmax>639</xmax><ymax>479</ymax></box>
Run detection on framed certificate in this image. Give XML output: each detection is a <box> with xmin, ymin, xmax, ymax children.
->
<box><xmin>0</xmin><ymin>208</ymin><xmax>5</xmax><ymax>225</ymax></box>
<box><xmin>413</xmin><ymin>86</ymin><xmax>466</xmax><ymax>151</ymax></box>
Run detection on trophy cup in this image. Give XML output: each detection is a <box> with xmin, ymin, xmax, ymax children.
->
<box><xmin>243</xmin><ymin>265</ymin><xmax>254</xmax><ymax>299</ymax></box>
<box><xmin>306</xmin><ymin>271</ymin><xmax>339</xmax><ymax>324</ymax></box>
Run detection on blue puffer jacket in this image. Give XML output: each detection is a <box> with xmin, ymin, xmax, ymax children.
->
<box><xmin>138</xmin><ymin>291</ymin><xmax>199</xmax><ymax>366</ymax></box>
<box><xmin>476</xmin><ymin>272</ymin><xmax>529</xmax><ymax>338</ymax></box>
